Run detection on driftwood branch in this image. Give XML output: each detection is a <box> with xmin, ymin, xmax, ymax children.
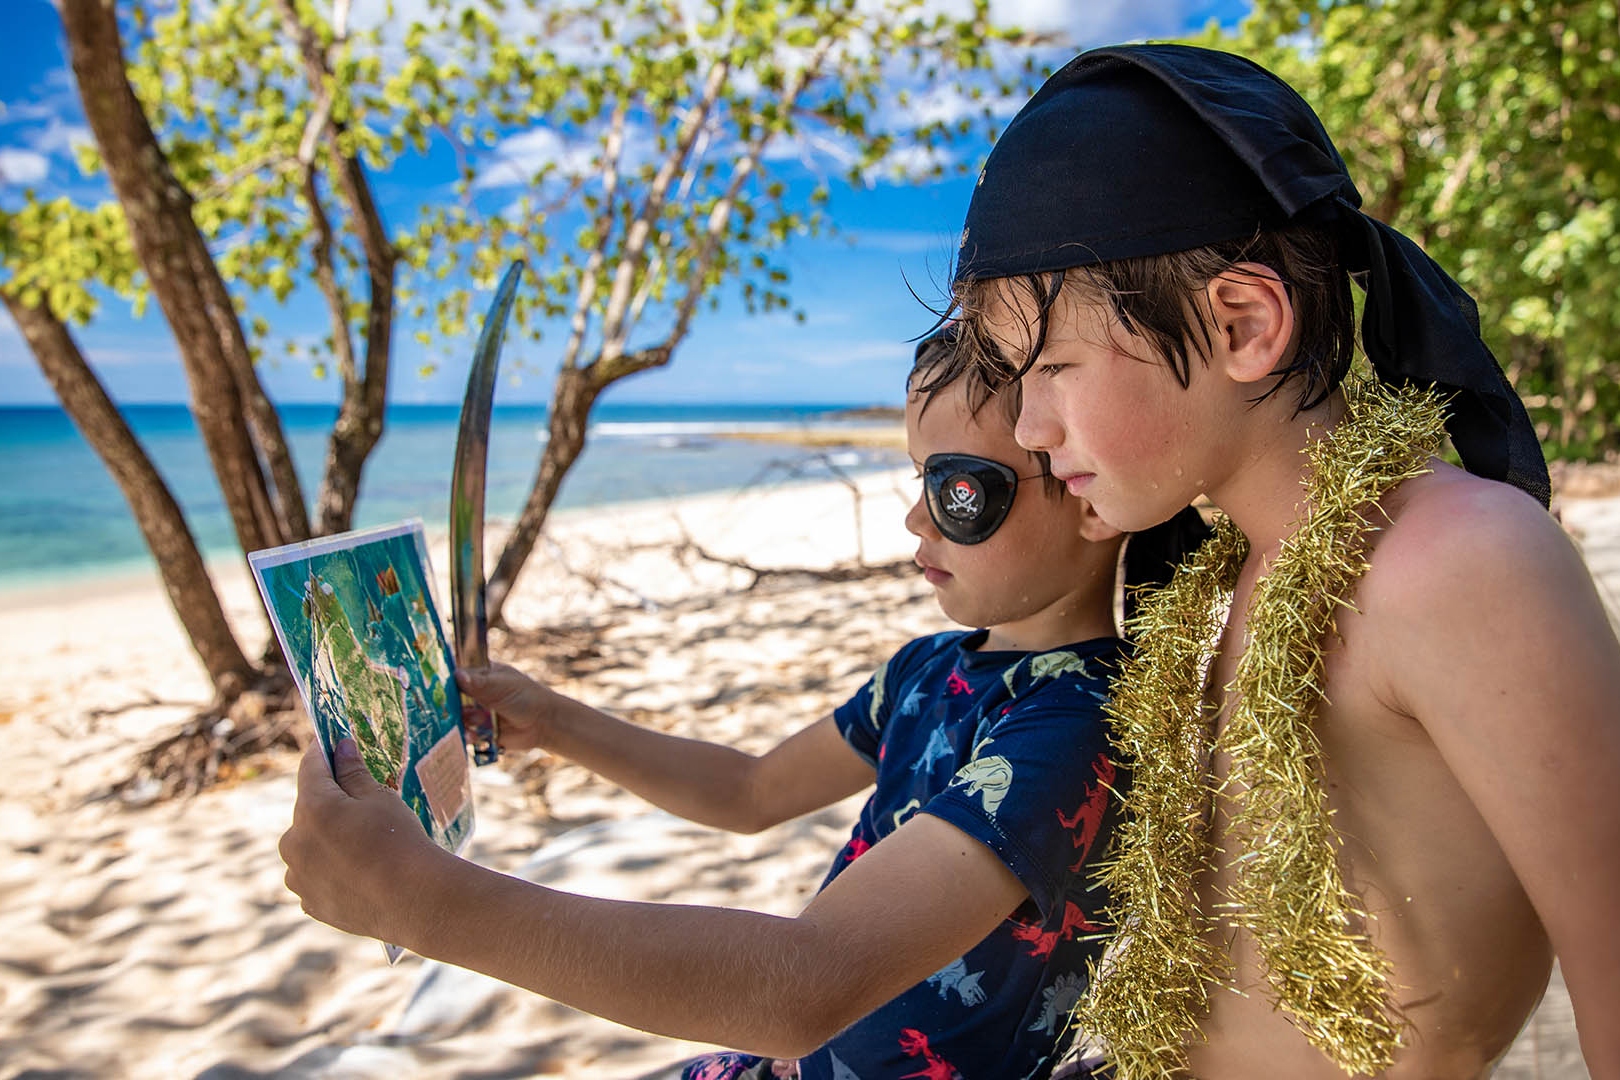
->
<box><xmin>540</xmin><ymin>535</ymin><xmax>666</xmax><ymax>612</ymax></box>
<box><xmin>669</xmin><ymin>526</ymin><xmax>909</xmax><ymax>592</ymax></box>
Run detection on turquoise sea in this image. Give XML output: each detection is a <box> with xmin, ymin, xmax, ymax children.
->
<box><xmin>0</xmin><ymin>402</ymin><xmax>907</xmax><ymax>590</ymax></box>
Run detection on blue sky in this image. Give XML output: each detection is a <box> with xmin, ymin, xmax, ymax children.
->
<box><xmin>0</xmin><ymin>0</ymin><xmax>1251</xmax><ymax>408</ymax></box>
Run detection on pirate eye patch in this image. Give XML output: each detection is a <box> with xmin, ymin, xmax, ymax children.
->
<box><xmin>922</xmin><ymin>453</ymin><xmax>1043</xmax><ymax>545</ymax></box>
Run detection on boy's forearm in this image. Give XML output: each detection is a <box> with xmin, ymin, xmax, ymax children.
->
<box><xmin>1566</xmin><ymin>964</ymin><xmax>1620</xmax><ymax>1080</ymax></box>
<box><xmin>395</xmin><ymin>848</ymin><xmax>848</xmax><ymax>1057</ymax></box>
<box><xmin>540</xmin><ymin>695</ymin><xmax>769</xmax><ymax>831</ymax></box>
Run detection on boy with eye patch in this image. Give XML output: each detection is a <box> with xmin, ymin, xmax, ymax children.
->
<box><xmin>279</xmin><ymin>330</ymin><xmax>1175</xmax><ymax>1080</ymax></box>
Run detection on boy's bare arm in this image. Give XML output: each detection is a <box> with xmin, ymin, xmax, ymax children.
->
<box><xmin>281</xmin><ymin>740</ymin><xmax>1027</xmax><ymax>1058</ymax></box>
<box><xmin>459</xmin><ymin>665</ymin><xmax>874</xmax><ymax>833</ymax></box>
<box><xmin>1379</xmin><ymin>485</ymin><xmax>1620</xmax><ymax>1078</ymax></box>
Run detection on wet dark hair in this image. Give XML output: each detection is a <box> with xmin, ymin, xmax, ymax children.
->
<box><xmin>909</xmin><ymin>332</ymin><xmax>1063</xmax><ymax>497</ymax></box>
<box><xmin>945</xmin><ymin>224</ymin><xmax>1357</xmax><ymax>413</ymax></box>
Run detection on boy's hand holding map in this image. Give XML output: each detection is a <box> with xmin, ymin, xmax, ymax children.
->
<box><xmin>280</xmin><ymin>735</ymin><xmax>460</xmax><ymax>945</ymax></box>
<box><xmin>252</xmin><ymin>262</ymin><xmax>525</xmax><ymax>961</ymax></box>
<box><xmin>249</xmin><ymin>519</ymin><xmax>477</xmax><ymax>962</ymax></box>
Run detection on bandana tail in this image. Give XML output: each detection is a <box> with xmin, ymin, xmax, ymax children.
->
<box><xmin>1342</xmin><ymin>202</ymin><xmax>1550</xmax><ymax>507</ymax></box>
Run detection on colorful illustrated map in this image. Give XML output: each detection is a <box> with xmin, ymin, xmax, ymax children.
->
<box><xmin>250</xmin><ymin>521</ymin><xmax>474</xmax><ymax>856</ymax></box>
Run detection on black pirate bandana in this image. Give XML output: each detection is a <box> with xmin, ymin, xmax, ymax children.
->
<box><xmin>955</xmin><ymin>43</ymin><xmax>1549</xmax><ymax>507</ymax></box>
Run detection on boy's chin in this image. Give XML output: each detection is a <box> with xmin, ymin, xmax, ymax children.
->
<box><xmin>1094</xmin><ymin>494</ymin><xmax>1195</xmax><ymax>535</ymax></box>
<box><xmin>934</xmin><ymin>590</ymin><xmax>1010</xmax><ymax>634</ymax></box>
<box><xmin>930</xmin><ymin>587</ymin><xmax>977</xmax><ymax>629</ymax></box>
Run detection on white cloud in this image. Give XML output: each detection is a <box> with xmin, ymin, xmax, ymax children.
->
<box><xmin>475</xmin><ymin>128</ymin><xmax>594</xmax><ymax>190</ymax></box>
<box><xmin>762</xmin><ymin>126</ymin><xmax>859</xmax><ymax>172</ymax></box>
<box><xmin>930</xmin><ymin>0</ymin><xmax>1212</xmax><ymax>43</ymax></box>
<box><xmin>801</xmin><ymin>339</ymin><xmax>913</xmax><ymax>368</ymax></box>
<box><xmin>0</xmin><ymin>147</ymin><xmax>49</xmax><ymax>185</ymax></box>
<box><xmin>884</xmin><ymin>0</ymin><xmax>1072</xmax><ymax>37</ymax></box>
<box><xmin>866</xmin><ymin>143</ymin><xmax>952</xmax><ymax>185</ymax></box>
<box><xmin>896</xmin><ymin>83</ymin><xmax>1026</xmax><ymax>128</ymax></box>
<box><xmin>474</xmin><ymin>122</ymin><xmax>666</xmax><ymax>191</ymax></box>
<box><xmin>733</xmin><ymin>334</ymin><xmax>912</xmax><ymax>370</ymax></box>
<box><xmin>912</xmin><ymin>0</ymin><xmax>1233</xmax><ymax>47</ymax></box>
<box><xmin>30</xmin><ymin>119</ymin><xmax>93</xmax><ymax>156</ymax></box>
<box><xmin>986</xmin><ymin>0</ymin><xmax>1075</xmax><ymax>35</ymax></box>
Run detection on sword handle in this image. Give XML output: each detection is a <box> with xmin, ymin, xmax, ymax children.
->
<box><xmin>462</xmin><ymin>699</ymin><xmax>499</xmax><ymax>766</ymax></box>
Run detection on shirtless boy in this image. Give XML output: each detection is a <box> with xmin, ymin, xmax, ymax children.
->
<box><xmin>946</xmin><ymin>43</ymin><xmax>1620</xmax><ymax>1080</ymax></box>
<box><xmin>281</xmin><ymin>340</ymin><xmax>1134</xmax><ymax>1079</ymax></box>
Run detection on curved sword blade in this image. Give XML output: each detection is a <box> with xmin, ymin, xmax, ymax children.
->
<box><xmin>450</xmin><ymin>259</ymin><xmax>524</xmax><ymax>765</ymax></box>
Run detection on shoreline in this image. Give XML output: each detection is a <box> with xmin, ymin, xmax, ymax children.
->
<box><xmin>708</xmin><ymin>423</ymin><xmax>907</xmax><ymax>450</ymax></box>
<box><xmin>0</xmin><ymin>460</ymin><xmax>913</xmax><ymax>612</ymax></box>
<box><xmin>11</xmin><ymin>447</ymin><xmax>1614</xmax><ymax>617</ymax></box>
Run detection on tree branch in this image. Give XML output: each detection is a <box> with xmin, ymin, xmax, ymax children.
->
<box><xmin>198</xmin><ymin>150</ymin><xmax>297</xmax><ymax>202</ymax></box>
<box><xmin>277</xmin><ymin>0</ymin><xmax>399</xmax><ymax>532</ymax></box>
<box><xmin>560</xmin><ymin>100</ymin><xmax>629</xmax><ymax>372</ymax></box>
<box><xmin>597</xmin><ymin>56</ymin><xmax>731</xmax><ymax>361</ymax></box>
<box><xmin>665</xmin><ymin>36</ymin><xmax>835</xmax><ymax>347</ymax></box>
<box><xmin>277</xmin><ymin>0</ymin><xmax>396</xmax><ymax>401</ymax></box>
<box><xmin>626</xmin><ymin>248</ymin><xmax>664</xmax><ymax>329</ymax></box>
<box><xmin>299</xmin><ymin>165</ymin><xmax>359</xmax><ymax>385</ymax></box>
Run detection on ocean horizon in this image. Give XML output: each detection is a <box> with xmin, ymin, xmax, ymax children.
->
<box><xmin>0</xmin><ymin>401</ymin><xmax>908</xmax><ymax>590</ymax></box>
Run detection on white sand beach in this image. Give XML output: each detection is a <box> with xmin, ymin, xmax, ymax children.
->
<box><xmin>0</xmin><ymin>469</ymin><xmax>1610</xmax><ymax>1078</ymax></box>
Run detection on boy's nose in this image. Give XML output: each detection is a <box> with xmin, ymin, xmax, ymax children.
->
<box><xmin>904</xmin><ymin>487</ymin><xmax>940</xmax><ymax>540</ymax></box>
<box><xmin>1014</xmin><ymin>384</ymin><xmax>1058</xmax><ymax>452</ymax></box>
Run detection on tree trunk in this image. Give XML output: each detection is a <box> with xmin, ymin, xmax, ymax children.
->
<box><xmin>316</xmin><ymin>400</ymin><xmax>386</xmax><ymax>534</ymax></box>
<box><xmin>486</xmin><ymin>365</ymin><xmax>600</xmax><ymax>627</ymax></box>
<box><xmin>5</xmin><ymin>289</ymin><xmax>258</xmax><ymax>702</ymax></box>
<box><xmin>59</xmin><ymin>0</ymin><xmax>307</xmax><ymax>555</ymax></box>
<box><xmin>310</xmin><ymin>151</ymin><xmax>396</xmax><ymax>535</ymax></box>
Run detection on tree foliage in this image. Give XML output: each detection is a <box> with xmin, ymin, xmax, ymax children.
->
<box><xmin>94</xmin><ymin>0</ymin><xmax>1036</xmax><ymax>438</ymax></box>
<box><xmin>1209</xmin><ymin>0</ymin><xmax>1620</xmax><ymax>459</ymax></box>
<box><xmin>6</xmin><ymin>0</ymin><xmax>1042</xmax><ymax>677</ymax></box>
<box><xmin>394</xmin><ymin>0</ymin><xmax>1039</xmax><ymax>341</ymax></box>
<box><xmin>363</xmin><ymin>0</ymin><xmax>1046</xmax><ymax>623</ymax></box>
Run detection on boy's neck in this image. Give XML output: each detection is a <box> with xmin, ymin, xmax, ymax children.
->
<box><xmin>1205</xmin><ymin>388</ymin><xmax>1349</xmax><ymax>558</ymax></box>
<box><xmin>980</xmin><ymin>573</ymin><xmax>1120</xmax><ymax>653</ymax></box>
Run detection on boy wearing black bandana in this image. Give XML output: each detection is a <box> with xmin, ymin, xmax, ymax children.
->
<box><xmin>949</xmin><ymin>44</ymin><xmax>1620</xmax><ymax>1080</ymax></box>
<box><xmin>281</xmin><ymin>339</ymin><xmax>1147</xmax><ymax>1079</ymax></box>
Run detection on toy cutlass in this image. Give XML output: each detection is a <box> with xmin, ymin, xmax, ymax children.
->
<box><xmin>450</xmin><ymin>260</ymin><xmax>524</xmax><ymax>765</ymax></box>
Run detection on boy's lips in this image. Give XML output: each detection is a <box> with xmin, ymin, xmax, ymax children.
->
<box><xmin>916</xmin><ymin>555</ymin><xmax>952</xmax><ymax>585</ymax></box>
<box><xmin>1060</xmin><ymin>471</ymin><xmax>1096</xmax><ymax>495</ymax></box>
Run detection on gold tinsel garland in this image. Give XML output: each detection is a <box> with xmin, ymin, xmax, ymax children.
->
<box><xmin>1075</xmin><ymin>378</ymin><xmax>1448</xmax><ymax>1078</ymax></box>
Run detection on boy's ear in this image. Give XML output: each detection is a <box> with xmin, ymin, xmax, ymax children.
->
<box><xmin>1075</xmin><ymin>497</ymin><xmax>1124</xmax><ymax>543</ymax></box>
<box><xmin>1204</xmin><ymin>262</ymin><xmax>1295</xmax><ymax>385</ymax></box>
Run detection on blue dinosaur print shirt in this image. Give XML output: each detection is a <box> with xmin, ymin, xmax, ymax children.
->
<box><xmin>683</xmin><ymin>630</ymin><xmax>1127</xmax><ymax>1080</ymax></box>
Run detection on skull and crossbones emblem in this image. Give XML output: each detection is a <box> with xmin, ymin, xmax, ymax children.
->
<box><xmin>943</xmin><ymin>475</ymin><xmax>983</xmax><ymax>519</ymax></box>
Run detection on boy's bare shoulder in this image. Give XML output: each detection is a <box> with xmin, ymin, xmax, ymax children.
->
<box><xmin>1355</xmin><ymin>461</ymin><xmax>1608</xmax><ymax>724</ymax></box>
<box><xmin>1366</xmin><ymin>461</ymin><xmax>1572</xmax><ymax>612</ymax></box>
